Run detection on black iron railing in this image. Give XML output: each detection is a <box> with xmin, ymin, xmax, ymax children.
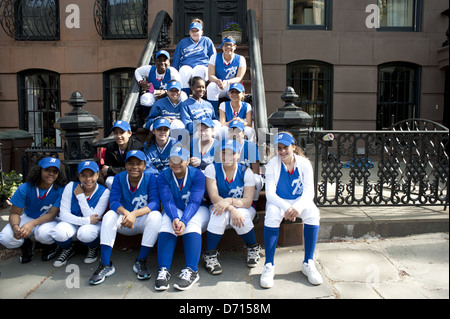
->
<box><xmin>311</xmin><ymin>121</ymin><xmax>449</xmax><ymax>207</ymax></box>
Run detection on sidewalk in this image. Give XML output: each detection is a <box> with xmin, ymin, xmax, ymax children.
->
<box><xmin>0</xmin><ymin>207</ymin><xmax>448</xmax><ymax>300</ymax></box>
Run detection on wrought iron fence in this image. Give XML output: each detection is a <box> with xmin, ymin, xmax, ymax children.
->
<box><xmin>311</xmin><ymin>124</ymin><xmax>449</xmax><ymax>207</ymax></box>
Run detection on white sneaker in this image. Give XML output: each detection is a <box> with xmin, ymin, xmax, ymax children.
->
<box><xmin>260</xmin><ymin>263</ymin><xmax>275</xmax><ymax>288</ymax></box>
<box><xmin>302</xmin><ymin>259</ymin><xmax>323</xmax><ymax>285</ymax></box>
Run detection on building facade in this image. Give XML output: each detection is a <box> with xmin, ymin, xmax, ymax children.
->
<box><xmin>0</xmin><ymin>0</ymin><xmax>448</xmax><ymax>151</ymax></box>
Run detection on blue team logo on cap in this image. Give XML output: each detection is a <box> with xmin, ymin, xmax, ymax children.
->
<box><xmin>190</xmin><ymin>22</ymin><xmax>203</xmax><ymax>31</ymax></box>
<box><xmin>229</xmin><ymin>120</ymin><xmax>245</xmax><ymax>131</ymax></box>
<box><xmin>78</xmin><ymin>161</ymin><xmax>99</xmax><ymax>175</ymax></box>
<box><xmin>170</xmin><ymin>145</ymin><xmax>189</xmax><ymax>161</ymax></box>
<box><xmin>38</xmin><ymin>157</ymin><xmax>61</xmax><ymax>171</ymax></box>
<box><xmin>275</xmin><ymin>133</ymin><xmax>296</xmax><ymax>146</ymax></box>
<box><xmin>125</xmin><ymin>150</ymin><xmax>146</xmax><ymax>162</ymax></box>
<box><xmin>228</xmin><ymin>83</ymin><xmax>245</xmax><ymax>93</ymax></box>
<box><xmin>166</xmin><ymin>81</ymin><xmax>182</xmax><ymax>91</ymax></box>
<box><xmin>153</xmin><ymin>118</ymin><xmax>171</xmax><ymax>130</ymax></box>
<box><xmin>221</xmin><ymin>139</ymin><xmax>241</xmax><ymax>153</ymax></box>
<box><xmin>111</xmin><ymin>120</ymin><xmax>131</xmax><ymax>132</ymax></box>
<box><xmin>156</xmin><ymin>50</ymin><xmax>170</xmax><ymax>60</ymax></box>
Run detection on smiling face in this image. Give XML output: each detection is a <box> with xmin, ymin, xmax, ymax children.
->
<box><xmin>221</xmin><ymin>149</ymin><xmax>239</xmax><ymax>168</ymax></box>
<box><xmin>191</xmin><ymin>79</ymin><xmax>206</xmax><ymax>100</ymax></box>
<box><xmin>78</xmin><ymin>169</ymin><xmax>99</xmax><ymax>192</ymax></box>
<box><xmin>40</xmin><ymin>167</ymin><xmax>59</xmax><ymax>189</ymax></box>
<box><xmin>152</xmin><ymin>126</ymin><xmax>170</xmax><ymax>146</ymax></box>
<box><xmin>277</xmin><ymin>143</ymin><xmax>295</xmax><ymax>163</ymax></box>
<box><xmin>113</xmin><ymin>128</ymin><xmax>132</xmax><ymax>149</ymax></box>
<box><xmin>155</xmin><ymin>55</ymin><xmax>170</xmax><ymax>74</ymax></box>
<box><xmin>221</xmin><ymin>41</ymin><xmax>236</xmax><ymax>55</ymax></box>
<box><xmin>169</xmin><ymin>156</ymin><xmax>189</xmax><ymax>178</ymax></box>
<box><xmin>167</xmin><ymin>88</ymin><xmax>181</xmax><ymax>103</ymax></box>
<box><xmin>228</xmin><ymin>89</ymin><xmax>243</xmax><ymax>102</ymax></box>
<box><xmin>125</xmin><ymin>157</ymin><xmax>146</xmax><ymax>179</ymax></box>
<box><xmin>189</xmin><ymin>28</ymin><xmax>202</xmax><ymax>42</ymax></box>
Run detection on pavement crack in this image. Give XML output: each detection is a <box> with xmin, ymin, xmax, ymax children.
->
<box><xmin>23</xmin><ymin>269</ymin><xmax>57</xmax><ymax>299</ymax></box>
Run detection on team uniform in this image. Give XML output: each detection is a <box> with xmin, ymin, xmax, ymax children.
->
<box><xmin>172</xmin><ymin>35</ymin><xmax>216</xmax><ymax>92</ymax></box>
<box><xmin>0</xmin><ymin>182</ymin><xmax>64</xmax><ymax>249</ymax></box>
<box><xmin>219</xmin><ymin>100</ymin><xmax>254</xmax><ymax>140</ymax></box>
<box><xmin>260</xmin><ymin>133</ymin><xmax>322</xmax><ymax>288</ymax></box>
<box><xmin>143</xmin><ymin>96</ymin><xmax>185</xmax><ymax>131</ymax></box>
<box><xmin>190</xmin><ymin>137</ymin><xmax>221</xmax><ymax>171</ymax></box>
<box><xmin>180</xmin><ymin>97</ymin><xmax>221</xmax><ymax>136</ymax></box>
<box><xmin>156</xmin><ymin>157</ymin><xmax>209</xmax><ymax>290</ymax></box>
<box><xmin>143</xmin><ymin>137</ymin><xmax>179</xmax><ymax>176</ymax></box>
<box><xmin>50</xmin><ymin>178</ymin><xmax>109</xmax><ymax>267</ymax></box>
<box><xmin>89</xmin><ymin>159</ymin><xmax>162</xmax><ymax>285</ymax></box>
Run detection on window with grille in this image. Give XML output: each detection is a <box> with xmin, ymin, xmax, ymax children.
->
<box><xmin>94</xmin><ymin>0</ymin><xmax>148</xmax><ymax>39</ymax></box>
<box><xmin>377</xmin><ymin>63</ymin><xmax>421</xmax><ymax>129</ymax></box>
<box><xmin>287</xmin><ymin>61</ymin><xmax>333</xmax><ymax>131</ymax></box>
<box><xmin>18</xmin><ymin>70</ymin><xmax>61</xmax><ymax>147</ymax></box>
<box><xmin>287</xmin><ymin>0</ymin><xmax>332</xmax><ymax>30</ymax></box>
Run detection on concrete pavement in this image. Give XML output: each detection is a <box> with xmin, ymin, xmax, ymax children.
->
<box><xmin>0</xmin><ymin>206</ymin><xmax>448</xmax><ymax>300</ymax></box>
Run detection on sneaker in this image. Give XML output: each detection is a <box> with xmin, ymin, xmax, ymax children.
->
<box><xmin>20</xmin><ymin>238</ymin><xmax>34</xmax><ymax>264</ymax></box>
<box><xmin>203</xmin><ymin>250</ymin><xmax>222</xmax><ymax>275</ymax></box>
<box><xmin>246</xmin><ymin>243</ymin><xmax>261</xmax><ymax>268</ymax></box>
<box><xmin>84</xmin><ymin>246</ymin><xmax>98</xmax><ymax>264</ymax></box>
<box><xmin>133</xmin><ymin>259</ymin><xmax>151</xmax><ymax>280</ymax></box>
<box><xmin>89</xmin><ymin>261</ymin><xmax>115</xmax><ymax>285</ymax></box>
<box><xmin>174</xmin><ymin>267</ymin><xmax>199</xmax><ymax>291</ymax></box>
<box><xmin>302</xmin><ymin>259</ymin><xmax>323</xmax><ymax>285</ymax></box>
<box><xmin>260</xmin><ymin>263</ymin><xmax>275</xmax><ymax>288</ymax></box>
<box><xmin>41</xmin><ymin>243</ymin><xmax>58</xmax><ymax>261</ymax></box>
<box><xmin>155</xmin><ymin>267</ymin><xmax>171</xmax><ymax>291</ymax></box>
<box><xmin>53</xmin><ymin>247</ymin><xmax>75</xmax><ymax>268</ymax></box>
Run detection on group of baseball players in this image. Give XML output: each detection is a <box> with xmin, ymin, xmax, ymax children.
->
<box><xmin>0</xmin><ymin>18</ymin><xmax>322</xmax><ymax>292</ymax></box>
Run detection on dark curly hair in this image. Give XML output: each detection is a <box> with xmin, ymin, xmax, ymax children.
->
<box><xmin>26</xmin><ymin>163</ymin><xmax>67</xmax><ymax>189</ymax></box>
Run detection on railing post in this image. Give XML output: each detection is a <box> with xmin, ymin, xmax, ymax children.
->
<box><xmin>54</xmin><ymin>92</ymin><xmax>102</xmax><ymax>181</ymax></box>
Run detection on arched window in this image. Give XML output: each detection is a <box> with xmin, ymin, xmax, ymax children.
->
<box><xmin>287</xmin><ymin>60</ymin><xmax>333</xmax><ymax>130</ymax></box>
<box><xmin>17</xmin><ymin>70</ymin><xmax>61</xmax><ymax>147</ymax></box>
<box><xmin>377</xmin><ymin>62</ymin><xmax>421</xmax><ymax>129</ymax></box>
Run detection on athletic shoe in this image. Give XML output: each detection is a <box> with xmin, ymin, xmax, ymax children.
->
<box><xmin>41</xmin><ymin>243</ymin><xmax>58</xmax><ymax>261</ymax></box>
<box><xmin>302</xmin><ymin>259</ymin><xmax>323</xmax><ymax>285</ymax></box>
<box><xmin>53</xmin><ymin>247</ymin><xmax>75</xmax><ymax>268</ymax></box>
<box><xmin>20</xmin><ymin>238</ymin><xmax>34</xmax><ymax>264</ymax></box>
<box><xmin>203</xmin><ymin>249</ymin><xmax>222</xmax><ymax>275</ymax></box>
<box><xmin>84</xmin><ymin>246</ymin><xmax>98</xmax><ymax>264</ymax></box>
<box><xmin>246</xmin><ymin>243</ymin><xmax>261</xmax><ymax>268</ymax></box>
<box><xmin>174</xmin><ymin>267</ymin><xmax>199</xmax><ymax>291</ymax></box>
<box><xmin>89</xmin><ymin>261</ymin><xmax>115</xmax><ymax>285</ymax></box>
<box><xmin>155</xmin><ymin>267</ymin><xmax>171</xmax><ymax>291</ymax></box>
<box><xmin>260</xmin><ymin>263</ymin><xmax>275</xmax><ymax>288</ymax></box>
<box><xmin>133</xmin><ymin>259</ymin><xmax>151</xmax><ymax>280</ymax></box>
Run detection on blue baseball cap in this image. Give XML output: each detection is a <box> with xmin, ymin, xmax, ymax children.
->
<box><xmin>221</xmin><ymin>139</ymin><xmax>241</xmax><ymax>153</ymax></box>
<box><xmin>200</xmin><ymin>117</ymin><xmax>214</xmax><ymax>128</ymax></box>
<box><xmin>219</xmin><ymin>37</ymin><xmax>236</xmax><ymax>48</ymax></box>
<box><xmin>190</xmin><ymin>22</ymin><xmax>203</xmax><ymax>31</ymax></box>
<box><xmin>156</xmin><ymin>50</ymin><xmax>170</xmax><ymax>60</ymax></box>
<box><xmin>38</xmin><ymin>157</ymin><xmax>61</xmax><ymax>171</ymax></box>
<box><xmin>229</xmin><ymin>120</ymin><xmax>245</xmax><ymax>131</ymax></box>
<box><xmin>274</xmin><ymin>133</ymin><xmax>296</xmax><ymax>146</ymax></box>
<box><xmin>125</xmin><ymin>150</ymin><xmax>146</xmax><ymax>162</ymax></box>
<box><xmin>167</xmin><ymin>81</ymin><xmax>182</xmax><ymax>91</ymax></box>
<box><xmin>169</xmin><ymin>145</ymin><xmax>190</xmax><ymax>162</ymax></box>
<box><xmin>78</xmin><ymin>161</ymin><xmax>99</xmax><ymax>174</ymax></box>
<box><xmin>228</xmin><ymin>83</ymin><xmax>245</xmax><ymax>93</ymax></box>
<box><xmin>153</xmin><ymin>118</ymin><xmax>171</xmax><ymax>130</ymax></box>
<box><xmin>111</xmin><ymin>120</ymin><xmax>131</xmax><ymax>132</ymax></box>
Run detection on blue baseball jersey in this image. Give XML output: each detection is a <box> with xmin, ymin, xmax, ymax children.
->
<box><xmin>158</xmin><ymin>166</ymin><xmax>206</xmax><ymax>225</ymax></box>
<box><xmin>180</xmin><ymin>98</ymin><xmax>217</xmax><ymax>134</ymax></box>
<box><xmin>69</xmin><ymin>182</ymin><xmax>108</xmax><ymax>217</ymax></box>
<box><xmin>238</xmin><ymin>139</ymin><xmax>260</xmax><ymax>168</ymax></box>
<box><xmin>214</xmin><ymin>53</ymin><xmax>243</xmax><ymax>80</ymax></box>
<box><xmin>276</xmin><ymin>165</ymin><xmax>304</xmax><ymax>200</ymax></box>
<box><xmin>172</xmin><ymin>36</ymin><xmax>216</xmax><ymax>69</ymax></box>
<box><xmin>147</xmin><ymin>66</ymin><xmax>177</xmax><ymax>90</ymax></box>
<box><xmin>143</xmin><ymin>137</ymin><xmax>178</xmax><ymax>175</ymax></box>
<box><xmin>144</xmin><ymin>97</ymin><xmax>183</xmax><ymax>130</ymax></box>
<box><xmin>190</xmin><ymin>138</ymin><xmax>221</xmax><ymax>170</ymax></box>
<box><xmin>214</xmin><ymin>162</ymin><xmax>247</xmax><ymax>199</ymax></box>
<box><xmin>9</xmin><ymin>182</ymin><xmax>64</xmax><ymax>219</ymax></box>
<box><xmin>223</xmin><ymin>101</ymin><xmax>251</xmax><ymax>122</ymax></box>
<box><xmin>109</xmin><ymin>171</ymin><xmax>160</xmax><ymax>213</ymax></box>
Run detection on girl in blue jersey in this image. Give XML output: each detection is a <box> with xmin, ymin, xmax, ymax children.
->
<box><xmin>155</xmin><ymin>145</ymin><xmax>210</xmax><ymax>291</ymax></box>
<box><xmin>0</xmin><ymin>157</ymin><xmax>66</xmax><ymax>263</ymax></box>
<box><xmin>202</xmin><ymin>139</ymin><xmax>261</xmax><ymax>275</ymax></box>
<box><xmin>260</xmin><ymin>132</ymin><xmax>322</xmax><ymax>288</ymax></box>
<box><xmin>135</xmin><ymin>50</ymin><xmax>188</xmax><ymax>112</ymax></box>
<box><xmin>172</xmin><ymin>19</ymin><xmax>216</xmax><ymax>95</ymax></box>
<box><xmin>144</xmin><ymin>81</ymin><xmax>186</xmax><ymax>132</ymax></box>
<box><xmin>89</xmin><ymin>150</ymin><xmax>162</xmax><ymax>285</ymax></box>
<box><xmin>180</xmin><ymin>76</ymin><xmax>221</xmax><ymax>137</ymax></box>
<box><xmin>51</xmin><ymin>161</ymin><xmax>110</xmax><ymax>267</ymax></box>
<box><xmin>219</xmin><ymin>83</ymin><xmax>254</xmax><ymax>141</ymax></box>
<box><xmin>207</xmin><ymin>37</ymin><xmax>247</xmax><ymax>116</ymax></box>
<box><xmin>143</xmin><ymin>117</ymin><xmax>179</xmax><ymax>176</ymax></box>
<box><xmin>190</xmin><ymin>118</ymin><xmax>221</xmax><ymax>171</ymax></box>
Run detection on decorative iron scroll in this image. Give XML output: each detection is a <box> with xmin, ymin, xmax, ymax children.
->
<box><xmin>0</xmin><ymin>0</ymin><xmax>59</xmax><ymax>41</ymax></box>
<box><xmin>312</xmin><ymin>121</ymin><xmax>449</xmax><ymax>207</ymax></box>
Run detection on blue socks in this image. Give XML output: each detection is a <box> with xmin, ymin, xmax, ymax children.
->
<box><xmin>137</xmin><ymin>245</ymin><xmax>152</xmax><ymax>261</ymax></box>
<box><xmin>157</xmin><ymin>232</ymin><xmax>203</xmax><ymax>272</ymax></box>
<box><xmin>263</xmin><ymin>226</ymin><xmax>279</xmax><ymax>265</ymax></box>
<box><xmin>303</xmin><ymin>224</ymin><xmax>319</xmax><ymax>263</ymax></box>
<box><xmin>100</xmin><ymin>244</ymin><xmax>112</xmax><ymax>266</ymax></box>
<box><xmin>157</xmin><ymin>232</ymin><xmax>178</xmax><ymax>270</ymax></box>
<box><xmin>206</xmin><ymin>231</ymin><xmax>222</xmax><ymax>251</ymax></box>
